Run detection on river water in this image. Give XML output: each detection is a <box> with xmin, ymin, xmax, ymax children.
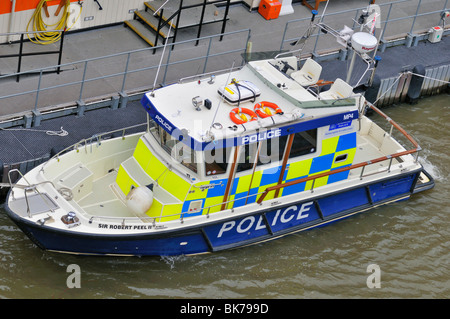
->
<box><xmin>0</xmin><ymin>94</ymin><xmax>448</xmax><ymax>300</ymax></box>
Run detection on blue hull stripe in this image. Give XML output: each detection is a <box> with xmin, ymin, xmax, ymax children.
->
<box><xmin>6</xmin><ymin>170</ymin><xmax>427</xmax><ymax>256</ymax></box>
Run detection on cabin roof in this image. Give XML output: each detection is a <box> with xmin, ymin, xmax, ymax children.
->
<box><xmin>141</xmin><ymin>59</ymin><xmax>359</xmax><ymax>150</ymax></box>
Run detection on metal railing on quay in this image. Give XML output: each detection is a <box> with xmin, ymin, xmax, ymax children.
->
<box><xmin>279</xmin><ymin>0</ymin><xmax>449</xmax><ymax>58</ymax></box>
<box><xmin>0</xmin><ymin>28</ymin><xmax>251</xmax><ymax>119</ymax></box>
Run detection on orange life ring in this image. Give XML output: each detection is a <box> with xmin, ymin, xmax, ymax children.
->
<box><xmin>254</xmin><ymin>101</ymin><xmax>283</xmax><ymax>118</ymax></box>
<box><xmin>229</xmin><ymin>107</ymin><xmax>258</xmax><ymax>125</ymax></box>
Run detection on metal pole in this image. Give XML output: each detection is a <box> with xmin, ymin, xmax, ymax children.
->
<box><xmin>346</xmin><ymin>50</ymin><xmax>357</xmax><ymax>84</ymax></box>
<box><xmin>409</xmin><ymin>0</ymin><xmax>422</xmax><ymax>34</ymax></box>
<box><xmin>368</xmin><ymin>55</ymin><xmax>381</xmax><ymax>86</ymax></box>
<box><xmin>79</xmin><ymin>61</ymin><xmax>88</xmax><ymax>101</ymax></box>
<box><xmin>162</xmin><ymin>43</ymin><xmax>173</xmax><ymax>86</ymax></box>
<box><xmin>7</xmin><ymin>0</ymin><xmax>18</xmax><ymax>43</ymax></box>
<box><xmin>153</xmin><ymin>9</ymin><xmax>163</xmax><ymax>54</ymax></box>
<box><xmin>35</xmin><ymin>70</ymin><xmax>43</xmax><ymax>111</ymax></box>
<box><xmin>381</xmin><ymin>3</ymin><xmax>394</xmax><ymax>43</ymax></box>
<box><xmin>172</xmin><ymin>0</ymin><xmax>183</xmax><ymax>50</ymax></box>
<box><xmin>279</xmin><ymin>22</ymin><xmax>289</xmax><ymax>52</ymax></box>
<box><xmin>202</xmin><ymin>37</ymin><xmax>213</xmax><ymax>73</ymax></box>
<box><xmin>57</xmin><ymin>30</ymin><xmax>65</xmax><ymax>74</ymax></box>
<box><xmin>244</xmin><ymin>29</ymin><xmax>252</xmax><ymax>65</ymax></box>
<box><xmin>196</xmin><ymin>0</ymin><xmax>207</xmax><ymax>46</ymax></box>
<box><xmin>16</xmin><ymin>33</ymin><xmax>24</xmax><ymax>82</ymax></box>
<box><xmin>220</xmin><ymin>0</ymin><xmax>231</xmax><ymax>41</ymax></box>
<box><xmin>121</xmin><ymin>53</ymin><xmax>131</xmax><ymax>92</ymax></box>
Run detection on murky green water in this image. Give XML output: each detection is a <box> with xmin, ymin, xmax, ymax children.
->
<box><xmin>0</xmin><ymin>94</ymin><xmax>448</xmax><ymax>299</ymax></box>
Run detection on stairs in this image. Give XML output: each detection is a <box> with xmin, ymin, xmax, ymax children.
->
<box><xmin>124</xmin><ymin>0</ymin><xmax>230</xmax><ymax>48</ymax></box>
<box><xmin>124</xmin><ymin>2</ymin><xmax>175</xmax><ymax>47</ymax></box>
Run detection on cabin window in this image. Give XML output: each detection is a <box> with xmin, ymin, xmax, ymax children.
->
<box><xmin>160</xmin><ymin>129</ymin><xmax>178</xmax><ymax>155</ymax></box>
<box><xmin>164</xmin><ymin>134</ymin><xmax>198</xmax><ymax>174</ymax></box>
<box><xmin>147</xmin><ymin>117</ymin><xmax>179</xmax><ymax>156</ymax></box>
<box><xmin>334</xmin><ymin>154</ymin><xmax>348</xmax><ymax>163</ymax></box>
<box><xmin>148</xmin><ymin>118</ymin><xmax>161</xmax><ymax>142</ymax></box>
<box><xmin>288</xmin><ymin>129</ymin><xmax>317</xmax><ymax>158</ymax></box>
<box><xmin>236</xmin><ymin>143</ymin><xmax>259</xmax><ymax>173</ymax></box>
<box><xmin>257</xmin><ymin>135</ymin><xmax>288</xmax><ymax>166</ymax></box>
<box><xmin>235</xmin><ymin>135</ymin><xmax>289</xmax><ymax>172</ymax></box>
<box><xmin>177</xmin><ymin>147</ymin><xmax>198</xmax><ymax>173</ymax></box>
<box><xmin>148</xmin><ymin>118</ymin><xmax>198</xmax><ymax>173</ymax></box>
<box><xmin>204</xmin><ymin>147</ymin><xmax>229</xmax><ymax>176</ymax></box>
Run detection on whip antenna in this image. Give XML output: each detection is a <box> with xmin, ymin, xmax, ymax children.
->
<box><xmin>151</xmin><ymin>20</ymin><xmax>173</xmax><ymax>97</ymax></box>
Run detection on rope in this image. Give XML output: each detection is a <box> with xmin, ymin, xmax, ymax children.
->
<box><xmin>372</xmin><ymin>71</ymin><xmax>450</xmax><ymax>106</ymax></box>
<box><xmin>0</xmin><ymin>126</ymin><xmax>69</xmax><ymax>137</ymax></box>
<box><xmin>372</xmin><ymin>73</ymin><xmax>403</xmax><ymax>106</ymax></box>
<box><xmin>408</xmin><ymin>72</ymin><xmax>450</xmax><ymax>84</ymax></box>
<box><xmin>26</xmin><ymin>0</ymin><xmax>82</xmax><ymax>45</ymax></box>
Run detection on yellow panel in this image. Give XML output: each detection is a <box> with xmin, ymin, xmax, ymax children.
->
<box><xmin>132</xmin><ymin>137</ymin><xmax>194</xmax><ymax>204</ymax></box>
<box><xmin>161</xmin><ymin>171</ymin><xmax>191</xmax><ymax>201</ymax></box>
<box><xmin>305</xmin><ymin>173</ymin><xmax>329</xmax><ymax>190</ymax></box>
<box><xmin>225</xmin><ymin>194</ymin><xmax>235</xmax><ymax>210</ymax></box>
<box><xmin>142</xmin><ymin>153</ymin><xmax>167</xmax><ymax>181</ymax></box>
<box><xmin>235</xmin><ymin>174</ymin><xmax>253</xmax><ymax>194</ymax></box>
<box><xmin>115</xmin><ymin>167</ymin><xmax>139</xmax><ymax>196</ymax></box>
<box><xmin>160</xmin><ymin>203</ymin><xmax>183</xmax><ymax>222</ymax></box>
<box><xmin>133</xmin><ymin>139</ymin><xmax>151</xmax><ymax>169</ymax></box>
<box><xmin>128</xmin><ymin>177</ymin><xmax>139</xmax><ymax>196</ymax></box>
<box><xmin>132</xmin><ymin>138</ymin><xmax>168</xmax><ymax>181</ymax></box>
<box><xmin>286</xmin><ymin>158</ymin><xmax>312</xmax><ymax>180</ymax></box>
<box><xmin>145</xmin><ymin>198</ymin><xmax>162</xmax><ymax>218</ymax></box>
<box><xmin>321</xmin><ymin>136</ymin><xmax>339</xmax><ymax>156</ymax></box>
<box><xmin>204</xmin><ymin>196</ymin><xmax>224</xmax><ymax>214</ymax></box>
<box><xmin>250</xmin><ymin>170</ymin><xmax>263</xmax><ymax>189</ymax></box>
<box><xmin>116</xmin><ymin>166</ymin><xmax>130</xmax><ymax>195</ymax></box>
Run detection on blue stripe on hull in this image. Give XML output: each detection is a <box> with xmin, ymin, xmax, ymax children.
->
<box><xmin>7</xmin><ymin>171</ymin><xmax>422</xmax><ymax>256</ymax></box>
<box><xmin>23</xmin><ymin>227</ymin><xmax>210</xmax><ymax>256</ymax></box>
<box><xmin>318</xmin><ymin>187</ymin><xmax>369</xmax><ymax>217</ymax></box>
<box><xmin>369</xmin><ymin>174</ymin><xmax>416</xmax><ymax>202</ymax></box>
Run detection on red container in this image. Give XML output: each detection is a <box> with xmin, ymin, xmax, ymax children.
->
<box><xmin>258</xmin><ymin>0</ymin><xmax>281</xmax><ymax>20</ymax></box>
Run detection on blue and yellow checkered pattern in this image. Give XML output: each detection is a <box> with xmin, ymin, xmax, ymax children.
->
<box><xmin>116</xmin><ymin>131</ymin><xmax>357</xmax><ymax>220</ymax></box>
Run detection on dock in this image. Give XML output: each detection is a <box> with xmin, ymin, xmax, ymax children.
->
<box><xmin>0</xmin><ymin>0</ymin><xmax>449</xmax><ymax>188</ymax></box>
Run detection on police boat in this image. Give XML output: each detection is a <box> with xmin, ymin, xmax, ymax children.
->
<box><xmin>4</xmin><ymin>8</ymin><xmax>434</xmax><ymax>256</ymax></box>
<box><xmin>4</xmin><ymin>53</ymin><xmax>434</xmax><ymax>256</ymax></box>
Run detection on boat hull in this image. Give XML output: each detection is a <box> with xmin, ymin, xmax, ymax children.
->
<box><xmin>4</xmin><ymin>169</ymin><xmax>433</xmax><ymax>256</ymax></box>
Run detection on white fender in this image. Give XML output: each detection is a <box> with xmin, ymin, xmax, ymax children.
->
<box><xmin>126</xmin><ymin>184</ymin><xmax>154</xmax><ymax>217</ymax></box>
